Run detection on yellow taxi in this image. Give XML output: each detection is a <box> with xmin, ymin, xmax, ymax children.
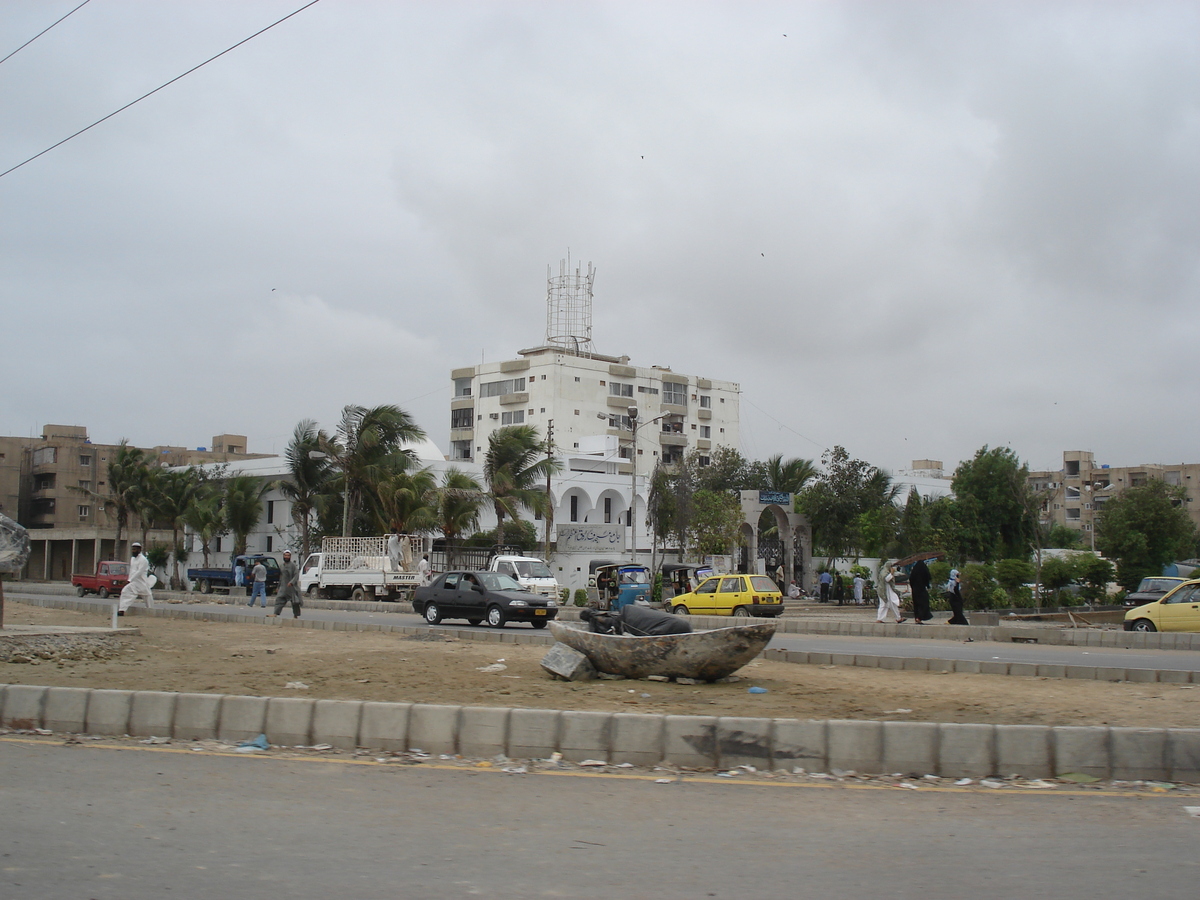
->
<box><xmin>1124</xmin><ymin>579</ymin><xmax>1200</xmax><ymax>632</ymax></box>
<box><xmin>669</xmin><ymin>574</ymin><xmax>784</xmax><ymax>618</ymax></box>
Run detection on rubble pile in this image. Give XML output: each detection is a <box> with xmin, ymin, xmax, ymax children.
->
<box><xmin>0</xmin><ymin>633</ymin><xmax>127</xmax><ymax>665</ymax></box>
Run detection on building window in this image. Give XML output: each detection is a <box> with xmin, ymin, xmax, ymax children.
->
<box><xmin>454</xmin><ymin>377</ymin><xmax>472</xmax><ymax>397</ymax></box>
<box><xmin>570</xmin><ymin>495</ymin><xmax>579</xmax><ymax>523</ymax></box>
<box><xmin>266</xmin><ymin>536</ymin><xmax>273</xmax><ymax>551</ymax></box>
<box><xmin>451</xmin><ymin>408</ymin><xmax>473</xmax><ymax>429</ymax></box>
<box><xmin>698</xmin><ymin>456</ymin><xmax>711</xmax><ymax>467</ymax></box>
<box><xmin>501</xmin><ymin>410</ymin><xmax>525</xmax><ymax>425</ymax></box>
<box><xmin>699</xmin><ymin>395</ymin><xmax>711</xmax><ymax>409</ymax></box>
<box><xmin>451</xmin><ymin>440</ymin><xmax>472</xmax><ymax>461</ymax></box>
<box><xmin>266</xmin><ymin>500</ymin><xmax>275</xmax><ymax>524</ymax></box>
<box><xmin>32</xmin><ymin>446</ymin><xmax>56</xmax><ymax>466</ymax></box>
<box><xmin>78</xmin><ymin>505</ymin><xmax>90</xmax><ymax>518</ymax></box>
<box><xmin>662</xmin><ymin>446</ymin><xmax>684</xmax><ymax>465</ymax></box>
<box><xmin>574</xmin><ymin>410</ymin><xmax>580</xmax><ymax>416</ymax></box>
<box><xmin>480</xmin><ymin>377</ymin><xmax>525</xmax><ymax>397</ymax></box>
<box><xmin>1165</xmin><ymin>471</ymin><xmax>1182</xmax><ymax>485</ymax></box>
<box><xmin>662</xmin><ymin>383</ymin><xmax>687</xmax><ymax>406</ymax></box>
<box><xmin>1065</xmin><ymin>486</ymin><xmax>1080</xmax><ymax>500</ymax></box>
<box><xmin>215</xmin><ymin>537</ymin><xmax>223</xmax><ymax>552</ymax></box>
<box><xmin>606</xmin><ymin>414</ymin><xmax>632</xmax><ymax>431</ymax></box>
<box><xmin>1065</xmin><ymin>460</ymin><xmax>1080</xmax><ymax>476</ymax></box>
<box><xmin>637</xmin><ymin>385</ymin><xmax>659</xmax><ymax>395</ymax></box>
<box><xmin>79</xmin><ymin>454</ymin><xmax>92</xmax><ymax>467</ymax></box>
<box><xmin>609</xmin><ymin>382</ymin><xmax>633</xmax><ymax>398</ymax></box>
<box><xmin>574</xmin><ymin>377</ymin><xmax>581</xmax><ymax>382</ymax></box>
<box><xmin>78</xmin><ymin>480</ymin><xmax>91</xmax><ymax>490</ymax></box>
<box><xmin>700</xmin><ymin>426</ymin><xmax>711</xmax><ymax>439</ymax></box>
<box><xmin>34</xmin><ymin>473</ymin><xmax>56</xmax><ymax>491</ymax></box>
<box><xmin>1065</xmin><ymin>508</ymin><xmax>1081</xmax><ymax>520</ymax></box>
<box><xmin>604</xmin><ymin>497</ymin><xmax>612</xmax><ymax>524</ymax></box>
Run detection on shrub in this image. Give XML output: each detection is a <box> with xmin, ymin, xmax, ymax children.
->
<box><xmin>929</xmin><ymin>560</ymin><xmax>951</xmax><ymax>590</ymax></box>
<box><xmin>573</xmin><ymin>588</ymin><xmax>589</xmax><ymax>607</ymax></box>
<box><xmin>960</xmin><ymin>564</ymin><xmax>998</xmax><ymax>609</ymax></box>
<box><xmin>996</xmin><ymin>558</ymin><xmax>1035</xmax><ymax>592</ymax></box>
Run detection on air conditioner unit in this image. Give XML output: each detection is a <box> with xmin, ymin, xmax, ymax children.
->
<box><xmin>489</xmin><ymin>413</ymin><xmax>499</xmax><ymax>420</ymax></box>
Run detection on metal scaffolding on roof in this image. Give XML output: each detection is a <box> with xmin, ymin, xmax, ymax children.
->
<box><xmin>545</xmin><ymin>253</ymin><xmax>595</xmax><ymax>356</ymax></box>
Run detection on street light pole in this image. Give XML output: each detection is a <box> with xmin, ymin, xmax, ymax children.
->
<box><xmin>628</xmin><ymin>407</ymin><xmax>639</xmax><ymax>562</ymax></box>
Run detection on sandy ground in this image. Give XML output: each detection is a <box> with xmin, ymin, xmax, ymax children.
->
<box><xmin>3</xmin><ymin>600</ymin><xmax>1200</xmax><ymax>727</ymax></box>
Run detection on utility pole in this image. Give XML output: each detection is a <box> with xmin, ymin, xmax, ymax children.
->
<box><xmin>543</xmin><ymin>419</ymin><xmax>554</xmax><ymax>561</ymax></box>
<box><xmin>628</xmin><ymin>408</ymin><xmax>639</xmax><ymax>564</ymax></box>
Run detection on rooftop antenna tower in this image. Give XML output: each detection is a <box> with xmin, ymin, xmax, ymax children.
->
<box><xmin>545</xmin><ymin>251</ymin><xmax>595</xmax><ymax>356</ymax></box>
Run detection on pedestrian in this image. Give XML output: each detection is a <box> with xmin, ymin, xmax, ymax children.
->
<box><xmin>247</xmin><ymin>558</ymin><xmax>268</xmax><ymax>608</ymax></box>
<box><xmin>946</xmin><ymin>568</ymin><xmax>970</xmax><ymax>625</ymax></box>
<box><xmin>834</xmin><ymin>571</ymin><xmax>845</xmax><ymax>605</ymax></box>
<box><xmin>909</xmin><ymin>558</ymin><xmax>933</xmax><ymax>624</ymax></box>
<box><xmin>774</xmin><ymin>562</ymin><xmax>785</xmax><ymax>588</ymax></box>
<box><xmin>787</xmin><ymin>580</ymin><xmax>801</xmax><ymax>599</ymax></box>
<box><xmin>234</xmin><ymin>558</ymin><xmax>245</xmax><ymax>589</ymax></box>
<box><xmin>852</xmin><ymin>572</ymin><xmax>865</xmax><ymax>605</ymax></box>
<box><xmin>876</xmin><ymin>565</ymin><xmax>906</xmax><ymax>624</ymax></box>
<box><xmin>417</xmin><ymin>553</ymin><xmax>431</xmax><ymax>585</ymax></box>
<box><xmin>272</xmin><ymin>550</ymin><xmax>302</xmax><ymax>618</ymax></box>
<box><xmin>117</xmin><ymin>541</ymin><xmax>154</xmax><ymax>616</ymax></box>
<box><xmin>818</xmin><ymin>569</ymin><xmax>832</xmax><ymax>603</ymax></box>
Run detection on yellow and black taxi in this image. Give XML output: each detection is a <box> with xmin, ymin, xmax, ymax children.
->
<box><xmin>1124</xmin><ymin>578</ymin><xmax>1200</xmax><ymax>633</ymax></box>
<box><xmin>669</xmin><ymin>574</ymin><xmax>784</xmax><ymax>618</ymax></box>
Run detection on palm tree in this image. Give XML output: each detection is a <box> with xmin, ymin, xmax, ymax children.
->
<box><xmin>224</xmin><ymin>474</ymin><xmax>268</xmax><ymax>557</ymax></box>
<box><xmin>482</xmin><ymin>425</ymin><xmax>560</xmax><ymax>551</ymax></box>
<box><xmin>276</xmin><ymin>419</ymin><xmax>333</xmax><ymax>561</ymax></box>
<box><xmin>324</xmin><ymin>404</ymin><xmax>426</xmax><ymax>537</ymax></box>
<box><xmin>436</xmin><ymin>468</ymin><xmax>484</xmax><ymax>566</ymax></box>
<box><xmin>183</xmin><ymin>490</ymin><xmax>225</xmax><ymax>568</ymax></box>
<box><xmin>132</xmin><ymin>463</ymin><xmax>166</xmax><ymax>549</ymax></box>
<box><xmin>151</xmin><ymin>468</ymin><xmax>203</xmax><ymax>588</ymax></box>
<box><xmin>101</xmin><ymin>441</ymin><xmax>147</xmax><ymax>559</ymax></box>
<box><xmin>374</xmin><ymin>465</ymin><xmax>439</xmax><ymax>535</ymax></box>
<box><xmin>763</xmin><ymin>454</ymin><xmax>818</xmax><ymax>494</ymax></box>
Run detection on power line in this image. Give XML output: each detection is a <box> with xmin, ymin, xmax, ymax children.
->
<box><xmin>0</xmin><ymin>0</ymin><xmax>324</xmax><ymax>180</ymax></box>
<box><xmin>741</xmin><ymin>395</ymin><xmax>826</xmax><ymax>452</ymax></box>
<box><xmin>0</xmin><ymin>0</ymin><xmax>92</xmax><ymax>68</ymax></box>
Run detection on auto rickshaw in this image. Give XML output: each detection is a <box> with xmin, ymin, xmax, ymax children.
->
<box><xmin>588</xmin><ymin>560</ymin><xmax>651</xmax><ymax>611</ymax></box>
<box><xmin>660</xmin><ymin>563</ymin><xmax>715</xmax><ymax>607</ymax></box>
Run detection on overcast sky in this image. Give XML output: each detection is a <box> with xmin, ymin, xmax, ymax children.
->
<box><xmin>2</xmin><ymin>0</ymin><xmax>1197</xmax><ymax>478</ymax></box>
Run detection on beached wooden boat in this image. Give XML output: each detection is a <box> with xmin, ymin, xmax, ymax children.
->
<box><xmin>547</xmin><ymin>620</ymin><xmax>777</xmax><ymax>681</ymax></box>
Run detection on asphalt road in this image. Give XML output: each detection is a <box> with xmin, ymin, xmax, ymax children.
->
<box><xmin>9</xmin><ymin>588</ymin><xmax>1199</xmax><ymax>674</ymax></box>
<box><xmin>1</xmin><ymin>737</ymin><xmax>1195</xmax><ymax>900</ymax></box>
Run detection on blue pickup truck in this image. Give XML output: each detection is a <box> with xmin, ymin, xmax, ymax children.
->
<box><xmin>188</xmin><ymin>555</ymin><xmax>281</xmax><ymax>595</ymax></box>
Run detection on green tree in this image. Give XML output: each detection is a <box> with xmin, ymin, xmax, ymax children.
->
<box><xmin>436</xmin><ymin>468</ymin><xmax>484</xmax><ymax>567</ymax></box>
<box><xmin>183</xmin><ymin>490</ymin><xmax>225</xmax><ymax>568</ymax></box>
<box><xmin>151</xmin><ymin>468</ymin><xmax>203</xmax><ymax>588</ymax></box>
<box><xmin>1096</xmin><ymin>480</ymin><xmax>1197</xmax><ymax>589</ymax></box>
<box><xmin>1045</xmin><ymin>523</ymin><xmax>1083</xmax><ymax>550</ymax></box>
<box><xmin>995</xmin><ymin>558</ymin><xmax>1036</xmax><ymax>603</ymax></box>
<box><xmin>1076</xmin><ymin>555</ymin><xmax>1116</xmax><ymax>602</ymax></box>
<box><xmin>797</xmin><ymin>446</ymin><xmax>893</xmax><ymax>560</ymax></box>
<box><xmin>951</xmin><ymin>446</ymin><xmax>1037</xmax><ymax>562</ymax></box>
<box><xmin>1039</xmin><ymin>556</ymin><xmax>1077</xmax><ymax>601</ymax></box>
<box><xmin>960</xmin><ymin>563</ymin><xmax>999</xmax><ymax>609</ymax></box>
<box><xmin>374</xmin><ymin>465</ymin><xmax>439</xmax><ymax>535</ymax></box>
<box><xmin>223</xmin><ymin>475</ymin><xmax>268</xmax><ymax>558</ymax></box>
<box><xmin>324</xmin><ymin>404</ymin><xmax>426</xmax><ymax>537</ymax></box>
<box><xmin>276</xmin><ymin>419</ymin><xmax>333</xmax><ymax>561</ymax></box>
<box><xmin>693</xmin><ymin>446</ymin><xmax>752</xmax><ymax>493</ymax></box>
<box><xmin>751</xmin><ymin>454</ymin><xmax>818</xmax><ymax>494</ymax></box>
<box><xmin>82</xmin><ymin>441</ymin><xmax>148</xmax><ymax>559</ymax></box>
<box><xmin>690</xmin><ymin>489</ymin><xmax>744</xmax><ymax>556</ymax></box>
<box><xmin>482</xmin><ymin>425</ymin><xmax>560</xmax><ymax>551</ymax></box>
<box><xmin>896</xmin><ymin>488</ymin><xmax>931</xmax><ymax>557</ymax></box>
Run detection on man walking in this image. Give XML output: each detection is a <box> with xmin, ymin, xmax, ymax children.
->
<box><xmin>818</xmin><ymin>570</ymin><xmax>833</xmax><ymax>603</ymax></box>
<box><xmin>272</xmin><ymin>550</ymin><xmax>302</xmax><ymax>618</ymax></box>
<box><xmin>852</xmin><ymin>572</ymin><xmax>865</xmax><ymax>605</ymax></box>
<box><xmin>117</xmin><ymin>541</ymin><xmax>154</xmax><ymax>616</ymax></box>
<box><xmin>247</xmin><ymin>558</ymin><xmax>268</xmax><ymax>608</ymax></box>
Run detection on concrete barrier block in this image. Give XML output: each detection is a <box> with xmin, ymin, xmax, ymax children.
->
<box><xmin>663</xmin><ymin>715</ymin><xmax>718</xmax><ymax>768</ymax></box>
<box><xmin>830</xmin><ymin>653</ymin><xmax>856</xmax><ymax>667</ymax></box>
<box><xmin>611</xmin><ymin>713</ymin><xmax>664</xmax><ymax>766</ymax></box>
<box><xmin>358</xmin><ymin>702</ymin><xmax>411</xmax><ymax>751</ymax></box>
<box><xmin>808</xmin><ymin>653</ymin><xmax>832</xmax><ymax>666</ymax></box>
<box><xmin>882</xmin><ymin>721</ymin><xmax>939</xmax><ymax>776</ymax></box>
<box><xmin>1065</xmin><ymin>666</ymin><xmax>1097</xmax><ymax>680</ymax></box>
<box><xmin>266</xmin><ymin>698</ymin><xmax>314</xmax><ymax>747</ymax></box>
<box><xmin>507</xmin><ymin>708</ymin><xmax>560</xmax><ymax>759</ymax></box>
<box><xmin>173</xmin><ymin>692</ymin><xmax>223</xmax><ymax>740</ymax></box>
<box><xmin>828</xmin><ymin>720</ymin><xmax>883</xmax><ymax>774</ymax></box>
<box><xmin>1111</xmin><ymin>727</ymin><xmax>1167</xmax><ymax>781</ymax></box>
<box><xmin>560</xmin><ymin>710</ymin><xmax>612</xmax><ymax>762</ymax></box>
<box><xmin>785</xmin><ymin>650</ymin><xmax>809</xmax><ymax>665</ymax></box>
<box><xmin>129</xmin><ymin>692</ymin><xmax>177</xmax><ymax>737</ymax></box>
<box><xmin>1008</xmin><ymin>663</ymin><xmax>1038</xmax><ymax>678</ymax></box>
<box><xmin>902</xmin><ymin>658</ymin><xmax>930</xmax><ymax>672</ymax></box>
<box><xmin>938</xmin><ymin>723</ymin><xmax>995</xmax><ymax>778</ymax></box>
<box><xmin>1036</xmin><ymin>665</ymin><xmax>1066</xmax><ymax>679</ymax></box>
<box><xmin>43</xmin><ymin>687</ymin><xmax>91</xmax><ymax>733</ymax></box>
<box><xmin>772</xmin><ymin>719</ymin><xmax>826</xmax><ymax>771</ymax></box>
<box><xmin>311</xmin><ymin>699</ymin><xmax>362</xmax><ymax>750</ymax></box>
<box><xmin>995</xmin><ymin>724</ymin><xmax>1052</xmax><ymax>778</ymax></box>
<box><xmin>954</xmin><ymin>659</ymin><xmax>982</xmax><ymax>675</ymax></box>
<box><xmin>408</xmin><ymin>704</ymin><xmax>460</xmax><ymax>755</ymax></box>
<box><xmin>1166</xmin><ymin>728</ymin><xmax>1200</xmax><ymax>783</ymax></box>
<box><xmin>1124</xmin><ymin>668</ymin><xmax>1158</xmax><ymax>684</ymax></box>
<box><xmin>1</xmin><ymin>684</ymin><xmax>46</xmax><ymax>729</ymax></box>
<box><xmin>83</xmin><ymin>689</ymin><xmax>134</xmax><ymax>735</ymax></box>
<box><xmin>1095</xmin><ymin>667</ymin><xmax>1127</xmax><ymax>682</ymax></box>
<box><xmin>927</xmin><ymin>658</ymin><xmax>954</xmax><ymax>673</ymax></box>
<box><xmin>877</xmin><ymin>657</ymin><xmax>904</xmax><ymax>671</ymax></box>
<box><xmin>1157</xmin><ymin>670</ymin><xmax>1192</xmax><ymax>684</ymax></box>
<box><xmin>1053</xmin><ymin>726</ymin><xmax>1110</xmax><ymax>779</ymax></box>
<box><xmin>979</xmin><ymin>661</ymin><xmax>1009</xmax><ymax>676</ymax></box>
<box><xmin>460</xmin><ymin>706</ymin><xmax>511</xmax><ymax>758</ymax></box>
<box><xmin>715</xmin><ymin>716</ymin><xmax>771</xmax><ymax>769</ymax></box>
<box><xmin>218</xmin><ymin>695</ymin><xmax>269</xmax><ymax>743</ymax></box>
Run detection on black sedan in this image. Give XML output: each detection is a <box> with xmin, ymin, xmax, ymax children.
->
<box><xmin>412</xmin><ymin>570</ymin><xmax>560</xmax><ymax>628</ymax></box>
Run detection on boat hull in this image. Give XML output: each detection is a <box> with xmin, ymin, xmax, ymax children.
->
<box><xmin>547</xmin><ymin>620</ymin><xmax>776</xmax><ymax>681</ymax></box>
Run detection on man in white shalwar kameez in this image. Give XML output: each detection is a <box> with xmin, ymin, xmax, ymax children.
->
<box><xmin>118</xmin><ymin>542</ymin><xmax>155</xmax><ymax>615</ymax></box>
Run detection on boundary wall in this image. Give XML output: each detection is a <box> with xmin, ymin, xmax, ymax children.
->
<box><xmin>3</xmin><ymin>683</ymin><xmax>1199</xmax><ymax>782</ymax></box>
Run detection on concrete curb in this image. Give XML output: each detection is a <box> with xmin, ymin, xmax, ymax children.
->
<box><xmin>4</xmin><ymin>682</ymin><xmax>1199</xmax><ymax>783</ymax></box>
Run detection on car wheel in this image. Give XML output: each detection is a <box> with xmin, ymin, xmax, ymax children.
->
<box><xmin>307</xmin><ymin>584</ymin><xmax>321</xmax><ymax>600</ymax></box>
<box><xmin>530</xmin><ymin>619</ymin><xmax>548</xmax><ymax>629</ymax></box>
<box><xmin>76</xmin><ymin>585</ymin><xmax>86</xmax><ymax>597</ymax></box>
<box><xmin>733</xmin><ymin>605</ymin><xmax>750</xmax><ymax>617</ymax></box>
<box><xmin>486</xmin><ymin>605</ymin><xmax>507</xmax><ymax>628</ymax></box>
<box><xmin>423</xmin><ymin>602</ymin><xmax>443</xmax><ymax>625</ymax></box>
<box><xmin>1131</xmin><ymin>619</ymin><xmax>1157</xmax><ymax>633</ymax></box>
<box><xmin>198</xmin><ymin>579</ymin><xmax>211</xmax><ymax>594</ymax></box>
<box><xmin>466</xmin><ymin>618</ymin><xmax>482</xmax><ymax>626</ymax></box>
<box><xmin>673</xmin><ymin>605</ymin><xmax>690</xmax><ymax>615</ymax></box>
<box><xmin>98</xmin><ymin>587</ymin><xmax>109</xmax><ymax>599</ymax></box>
<box><xmin>350</xmin><ymin>587</ymin><xmax>367</xmax><ymax>603</ymax></box>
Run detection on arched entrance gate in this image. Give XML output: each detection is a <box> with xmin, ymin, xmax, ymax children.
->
<box><xmin>736</xmin><ymin>490</ymin><xmax>813</xmax><ymax>592</ymax></box>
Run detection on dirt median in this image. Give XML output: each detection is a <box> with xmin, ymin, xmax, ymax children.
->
<box><xmin>3</xmin><ymin>601</ymin><xmax>1199</xmax><ymax>727</ymax></box>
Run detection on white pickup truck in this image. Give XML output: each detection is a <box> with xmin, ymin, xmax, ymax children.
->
<box><xmin>488</xmin><ymin>555</ymin><xmax>561</xmax><ymax>598</ymax></box>
<box><xmin>300</xmin><ymin>535</ymin><xmax>423</xmax><ymax>602</ymax></box>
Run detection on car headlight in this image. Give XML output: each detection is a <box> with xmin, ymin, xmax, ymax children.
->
<box><xmin>508</xmin><ymin>600</ymin><xmax>528</xmax><ymax>607</ymax></box>
<box><xmin>546</xmin><ymin>600</ymin><xmax>558</xmax><ymax>607</ymax></box>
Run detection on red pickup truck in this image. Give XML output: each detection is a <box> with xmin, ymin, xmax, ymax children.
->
<box><xmin>72</xmin><ymin>561</ymin><xmax>129</xmax><ymax>598</ymax></box>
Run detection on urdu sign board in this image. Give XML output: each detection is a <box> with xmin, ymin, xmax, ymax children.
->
<box><xmin>758</xmin><ymin>491</ymin><xmax>792</xmax><ymax>506</ymax></box>
<box><xmin>556</xmin><ymin>525</ymin><xmax>626</xmax><ymax>553</ymax></box>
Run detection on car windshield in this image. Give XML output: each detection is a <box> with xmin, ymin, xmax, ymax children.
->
<box><xmin>514</xmin><ymin>560</ymin><xmax>553</xmax><ymax>579</ymax></box>
<box><xmin>478</xmin><ymin>572</ymin><xmax>525</xmax><ymax>591</ymax></box>
<box><xmin>110</xmin><ymin>564</ymin><xmax>128</xmax><ymax>575</ymax></box>
<box><xmin>1141</xmin><ymin>578</ymin><xmax>1183</xmax><ymax>592</ymax></box>
<box><xmin>619</xmin><ymin>568</ymin><xmax>649</xmax><ymax>585</ymax></box>
<box><xmin>749</xmin><ymin>576</ymin><xmax>778</xmax><ymax>592</ymax></box>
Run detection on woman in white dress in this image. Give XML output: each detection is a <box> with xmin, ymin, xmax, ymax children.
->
<box><xmin>876</xmin><ymin>565</ymin><xmax>906</xmax><ymax>624</ymax></box>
